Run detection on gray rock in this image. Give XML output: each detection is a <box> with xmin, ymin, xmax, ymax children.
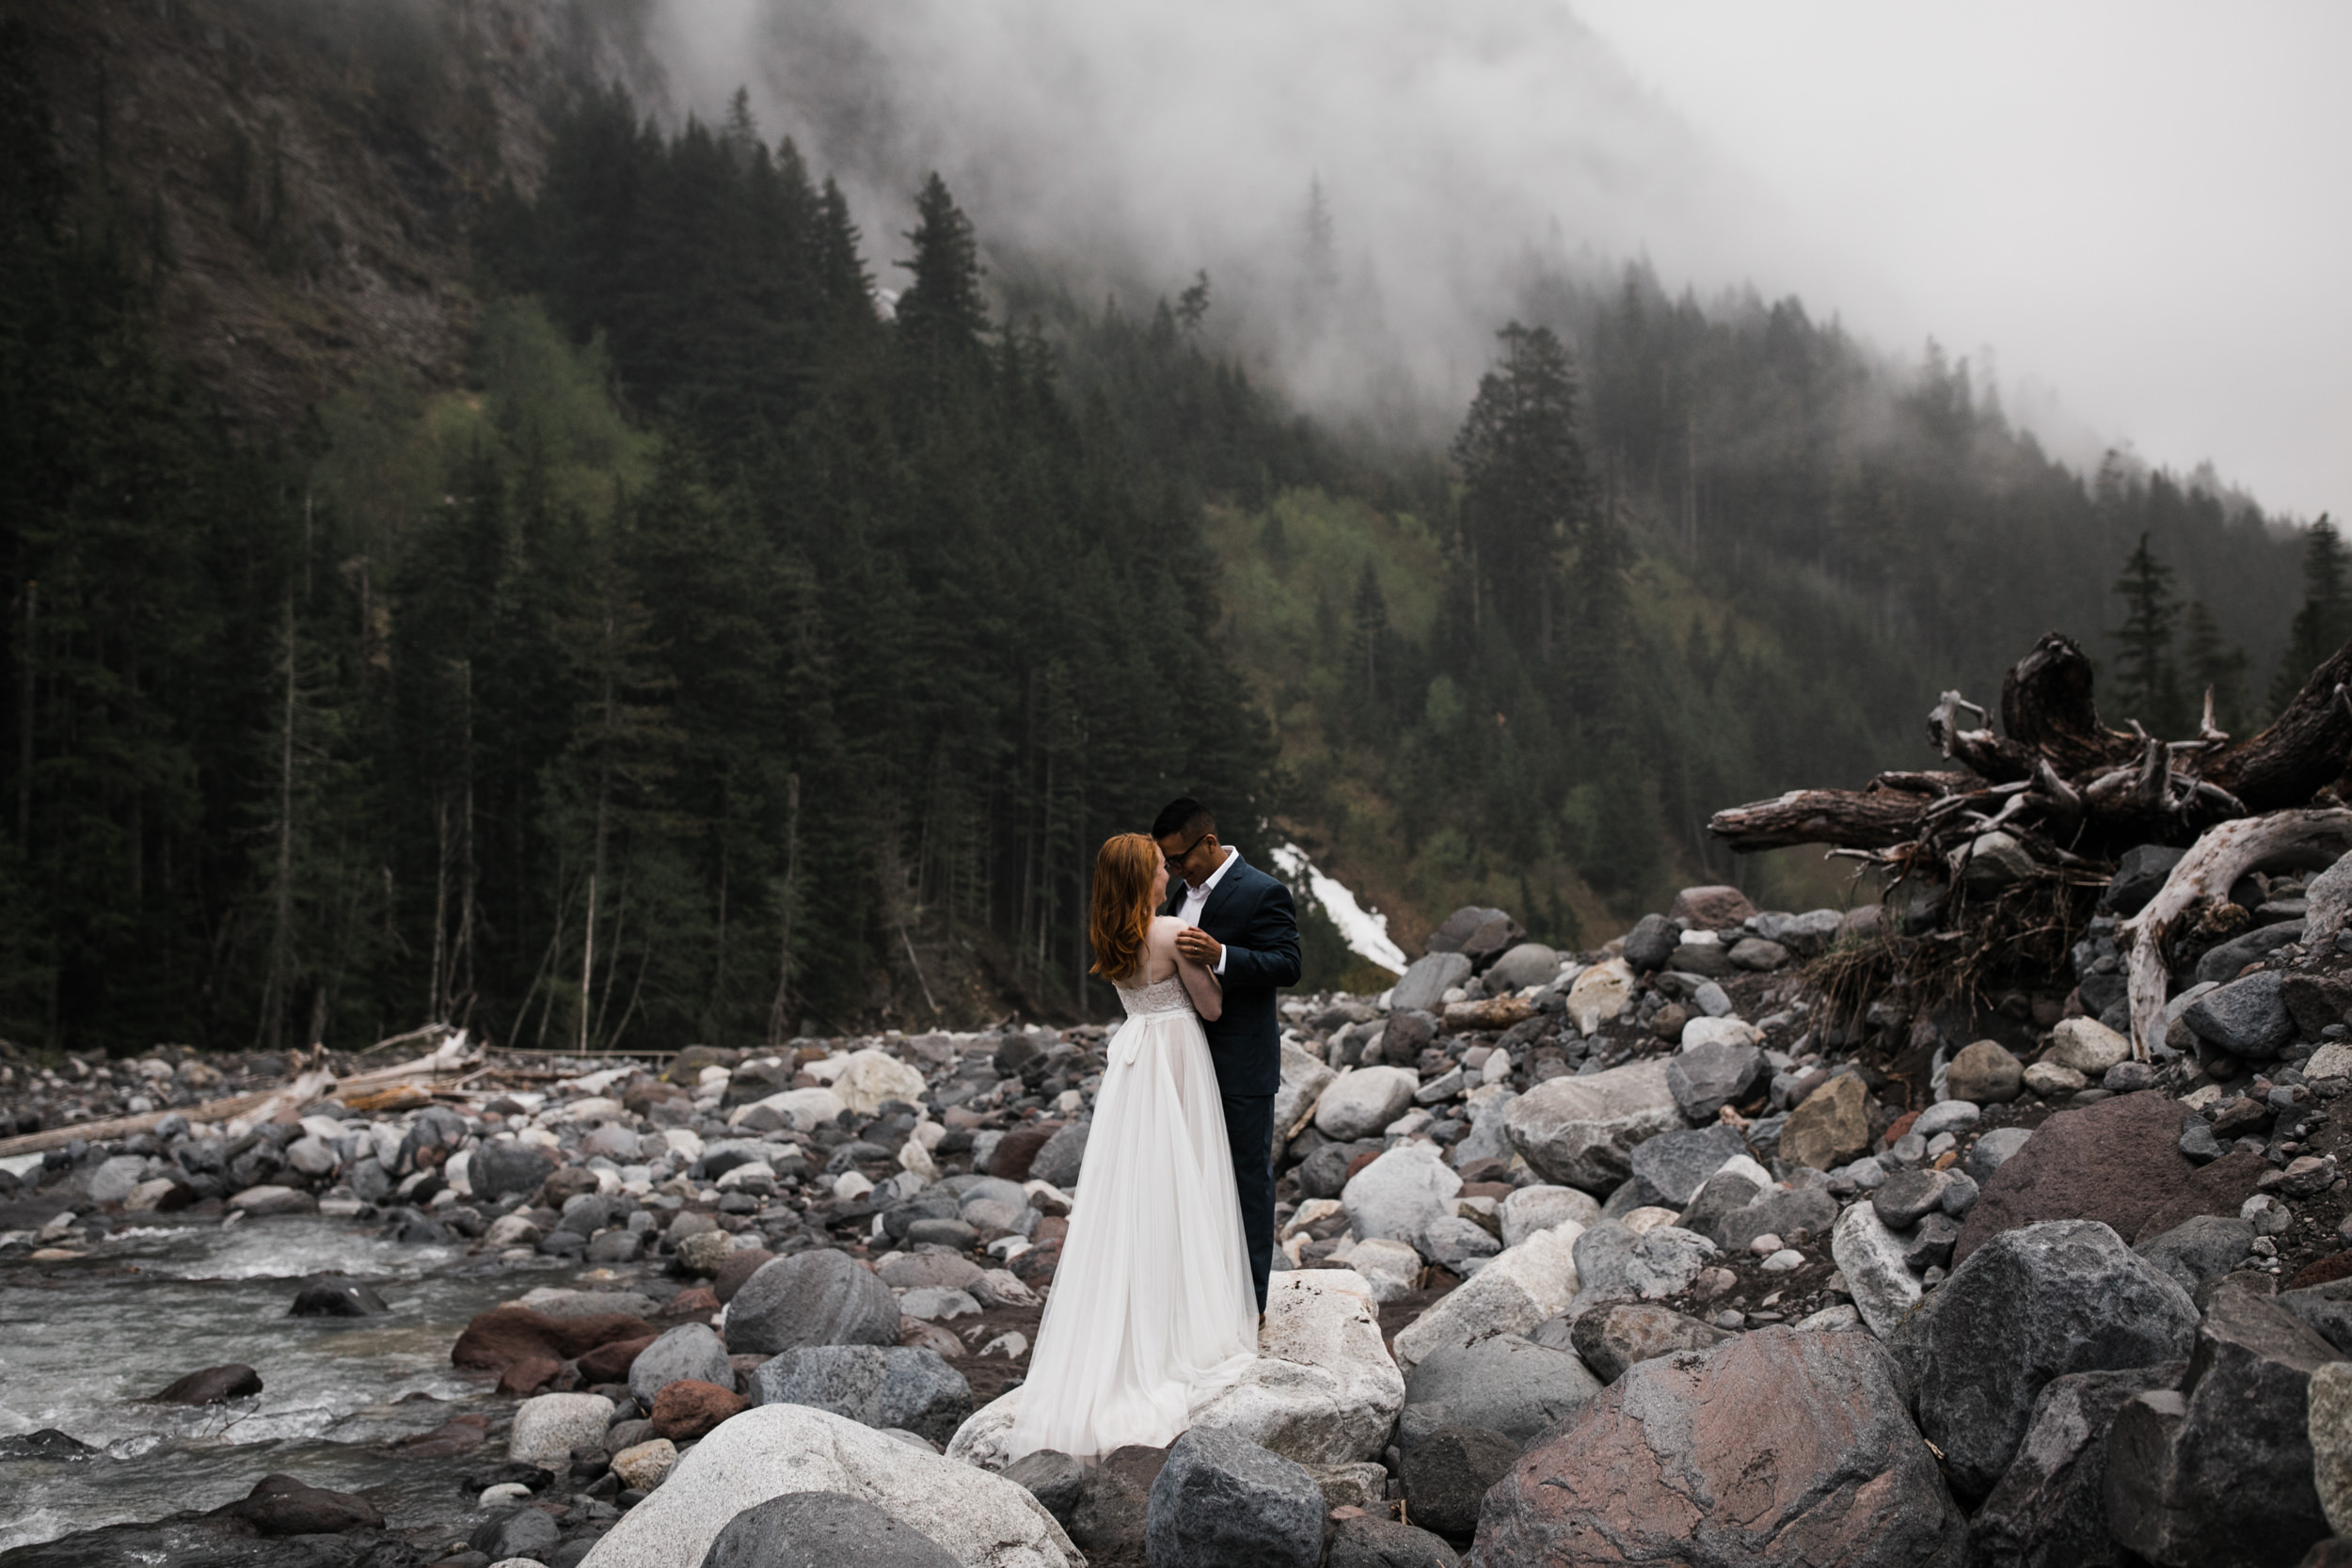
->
<box><xmin>746</xmin><ymin>1345</ymin><xmax>973</xmax><ymax>1446</ymax></box>
<box><xmin>1665</xmin><ymin>1041</ymin><xmax>1769</xmax><ymax>1123</ymax></box>
<box><xmin>1899</xmin><ymin>1212</ymin><xmax>1962</xmax><ymax>1272</ymax></box>
<box><xmin>87</xmin><ymin>1155</ymin><xmax>151</xmax><ymax>1206</ymax></box>
<box><xmin>1890</xmin><ymin>1219</ymin><xmax>2199</xmax><ymax>1499</ymax></box>
<box><xmin>2195</xmin><ymin>919</ymin><xmax>2308</xmax><ymax>987</ymax></box>
<box><xmin>471</xmin><ymin>1504</ymin><xmax>561</xmax><ymax>1563</ymax></box>
<box><xmin>1626</xmin><ymin>1124</ymin><xmax>1749</xmax><ymax>1208</ymax></box>
<box><xmin>1484</xmin><ymin>942</ymin><xmax>1560</xmax><ymax>993</ymax></box>
<box><xmin>2276</xmin><ymin>1277</ymin><xmax>2352</xmax><ymax>1356</ymax></box>
<box><xmin>1502</xmin><ymin>1058</ymin><xmax>1683</xmax><ymax>1192</ymax></box>
<box><xmin>628</xmin><ymin>1323</ymin><xmax>733</xmax><ymax>1408</ymax></box>
<box><xmin>1567</xmin><ymin>1302</ymin><xmax>1731</xmax><ymax>1383</ymax></box>
<box><xmin>470</xmin><ymin>1142</ymin><xmax>555</xmax><ymax>1202</ymax></box>
<box><xmin>1317</xmin><ymin>1068</ymin><xmax>1423</xmax><ymax>1141</ymax></box>
<box><xmin>1391</xmin><ymin>952</ymin><xmax>1474</xmax><ymax>1014</ymax></box>
<box><xmin>1939</xmin><ymin>1172</ymin><xmax>1980</xmax><ymax>1218</ymax></box>
<box><xmin>1622</xmin><ymin>913</ymin><xmax>1679</xmax><ymax>973</ymax></box>
<box><xmin>1914</xmin><ymin>1100</ymin><xmax>1979</xmax><ymax>1139</ymax></box>
<box><xmin>2134</xmin><ymin>1214</ymin><xmax>2255</xmax><ymax>1293</ymax></box>
<box><xmin>289</xmin><ymin>1275</ymin><xmax>389</xmax><ymax>1318</ymax></box>
<box><xmin>1744</xmin><ymin>909</ymin><xmax>1844</xmax><ymax>957</ymax></box>
<box><xmin>1497</xmin><ymin>1183</ymin><xmax>1601</xmax><ymax>1249</ymax></box>
<box><xmin>724</xmin><ymin>1249</ymin><xmax>902</xmax><ymax>1356</ymax></box>
<box><xmin>1968</xmin><ymin>1126</ymin><xmax>2034</xmax><ymax>1183</ymax></box>
<box><xmin>1625</xmin><ymin>1226</ymin><xmax>1719</xmax><ymax>1300</ymax></box>
<box><xmin>1967</xmin><ymin>1362</ymin><xmax>2187</xmax><ymax>1568</ymax></box>
<box><xmin>2104</xmin><ymin>1284</ymin><xmax>2337</xmax><ymax>1568</ymax></box>
<box><xmin>1675</xmin><ymin>1170</ymin><xmax>1763</xmax><ymax>1248</ymax></box>
<box><xmin>1831</xmin><ymin>1201</ymin><xmax>1920</xmax><ymax>1338</ymax></box>
<box><xmin>2102</xmin><ymin>844</ymin><xmax>2187</xmax><ymax>915</ymax></box>
<box><xmin>1427</xmin><ymin>905</ymin><xmax>1522</xmax><ymax>966</ymax></box>
<box><xmin>1000</xmin><ymin>1448</ymin><xmax>1085</xmax><ymax>1526</ymax></box>
<box><xmin>1945</xmin><ymin>1041</ymin><xmax>2025</xmax><ymax>1105</ymax></box>
<box><xmin>1343</xmin><ymin>1143</ymin><xmax>1462</xmax><ymax>1245</ymax></box>
<box><xmin>1401</xmin><ymin>1424</ymin><xmax>1518</xmax><ymax>1537</ymax></box>
<box><xmin>1568</xmin><ymin>1219</ymin><xmax>1638</xmax><ymax>1303</ymax></box>
<box><xmin>1028</xmin><ymin>1119</ymin><xmax>1089</xmax><ymax>1188</ymax></box>
<box><xmin>1872</xmin><ymin>1169</ymin><xmax>1953</xmax><ymax>1229</ymax></box>
<box><xmin>1401</xmin><ymin>1334</ymin><xmax>1604</xmax><ymax>1445</ymax></box>
<box><xmin>1295</xmin><ymin>1139</ymin><xmax>1383</xmax><ymax>1200</ymax></box>
<box><xmin>2102</xmin><ymin>1059</ymin><xmax>2157</xmax><ymax>1093</ymax></box>
<box><xmin>1713</xmin><ymin>1184</ymin><xmax>1839</xmax><ymax>1255</ymax></box>
<box><xmin>1145</xmin><ymin>1426</ymin><xmax>1324</xmax><ymax>1568</ymax></box>
<box><xmin>699</xmin><ymin>1491</ymin><xmax>961</xmax><ymax>1568</ymax></box>
<box><xmin>1325</xmin><ymin>1514</ymin><xmax>1461</xmax><ymax>1568</ymax></box>
<box><xmin>2181</xmin><ymin>971</ymin><xmax>2297</xmax><ymax>1060</ymax></box>
<box><xmin>1727</xmin><ymin>937</ymin><xmax>1789</xmax><ymax>971</ymax></box>
<box><xmin>1419</xmin><ymin>1215</ymin><xmax>1501</xmax><ymax>1270</ymax></box>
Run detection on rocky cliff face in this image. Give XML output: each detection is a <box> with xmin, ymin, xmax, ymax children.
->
<box><xmin>10</xmin><ymin>0</ymin><xmax>645</xmax><ymax>432</ymax></box>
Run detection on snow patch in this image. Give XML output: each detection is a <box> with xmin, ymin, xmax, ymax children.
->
<box><xmin>1271</xmin><ymin>843</ymin><xmax>1408</xmax><ymax>975</ymax></box>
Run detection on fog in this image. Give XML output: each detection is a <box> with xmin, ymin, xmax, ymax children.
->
<box><xmin>628</xmin><ymin>0</ymin><xmax>2348</xmax><ymax>518</ymax></box>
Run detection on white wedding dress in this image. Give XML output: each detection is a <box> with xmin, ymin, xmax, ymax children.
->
<box><xmin>1002</xmin><ymin>971</ymin><xmax>1260</xmax><ymax>1461</ymax></box>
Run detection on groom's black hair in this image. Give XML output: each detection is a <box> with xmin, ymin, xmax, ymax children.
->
<box><xmin>1151</xmin><ymin>798</ymin><xmax>1215</xmax><ymax>841</ymax></box>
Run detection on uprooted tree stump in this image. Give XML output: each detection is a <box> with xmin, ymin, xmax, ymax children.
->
<box><xmin>1708</xmin><ymin>630</ymin><xmax>2352</xmax><ymax>1058</ymax></box>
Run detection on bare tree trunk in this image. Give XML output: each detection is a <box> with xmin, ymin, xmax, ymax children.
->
<box><xmin>260</xmin><ymin>594</ymin><xmax>297</xmax><ymax>1051</ymax></box>
<box><xmin>768</xmin><ymin>772</ymin><xmax>801</xmax><ymax>1047</ymax></box>
<box><xmin>16</xmin><ymin>577</ymin><xmax>33</xmax><ymax>844</ymax></box>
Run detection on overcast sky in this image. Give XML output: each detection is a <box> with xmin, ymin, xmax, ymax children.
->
<box><xmin>648</xmin><ymin>0</ymin><xmax>2349</xmax><ymax>522</ymax></box>
<box><xmin>1576</xmin><ymin>0</ymin><xmax>2352</xmax><ymax>521</ymax></box>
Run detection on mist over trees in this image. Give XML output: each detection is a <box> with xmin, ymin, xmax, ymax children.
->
<box><xmin>0</xmin><ymin>41</ymin><xmax>2323</xmax><ymax>1053</ymax></box>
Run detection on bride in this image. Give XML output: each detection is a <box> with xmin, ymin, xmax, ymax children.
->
<box><xmin>1002</xmin><ymin>832</ymin><xmax>1260</xmax><ymax>1461</ymax></box>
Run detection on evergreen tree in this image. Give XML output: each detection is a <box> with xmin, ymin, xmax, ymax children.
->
<box><xmin>2272</xmin><ymin>515</ymin><xmax>2349</xmax><ymax>713</ymax></box>
<box><xmin>2107</xmin><ymin>532</ymin><xmax>2181</xmax><ymax>730</ymax></box>
<box><xmin>2180</xmin><ymin>599</ymin><xmax>2249</xmax><ymax>736</ymax></box>
<box><xmin>1451</xmin><ymin>323</ymin><xmax>1587</xmax><ymax>659</ymax></box>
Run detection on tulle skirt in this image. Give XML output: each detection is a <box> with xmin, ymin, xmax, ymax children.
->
<box><xmin>1002</xmin><ymin>1006</ymin><xmax>1259</xmax><ymax>1461</ymax></box>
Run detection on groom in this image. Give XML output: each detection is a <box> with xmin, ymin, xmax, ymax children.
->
<box><xmin>1153</xmin><ymin>797</ymin><xmax>1300</xmax><ymax>1314</ymax></box>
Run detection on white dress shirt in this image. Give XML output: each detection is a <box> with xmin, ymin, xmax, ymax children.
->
<box><xmin>1177</xmin><ymin>847</ymin><xmax>1239</xmax><ymax>974</ymax></box>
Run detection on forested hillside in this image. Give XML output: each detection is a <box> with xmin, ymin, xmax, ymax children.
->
<box><xmin>0</xmin><ymin>2</ymin><xmax>2327</xmax><ymax>1057</ymax></box>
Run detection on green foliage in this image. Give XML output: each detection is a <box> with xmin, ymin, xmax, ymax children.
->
<box><xmin>2108</xmin><ymin>532</ymin><xmax>2182</xmax><ymax>731</ymax></box>
<box><xmin>2272</xmin><ymin>515</ymin><xmax>2349</xmax><ymax>715</ymax></box>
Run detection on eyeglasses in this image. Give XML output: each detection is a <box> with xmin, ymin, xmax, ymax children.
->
<box><xmin>1164</xmin><ymin>830</ymin><xmax>1210</xmax><ymax>871</ymax></box>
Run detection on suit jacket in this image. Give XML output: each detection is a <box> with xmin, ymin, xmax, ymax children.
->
<box><xmin>1168</xmin><ymin>854</ymin><xmax>1301</xmax><ymax>1098</ymax></box>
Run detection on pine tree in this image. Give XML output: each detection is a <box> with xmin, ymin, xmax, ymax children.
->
<box><xmin>894</xmin><ymin>172</ymin><xmax>989</xmax><ymax>395</ymax></box>
<box><xmin>1451</xmin><ymin>323</ymin><xmax>1587</xmax><ymax>659</ymax></box>
<box><xmin>2272</xmin><ymin>515</ymin><xmax>2349</xmax><ymax>714</ymax></box>
<box><xmin>2179</xmin><ymin>599</ymin><xmax>2249</xmax><ymax>736</ymax></box>
<box><xmin>2107</xmin><ymin>532</ymin><xmax>2180</xmax><ymax>730</ymax></box>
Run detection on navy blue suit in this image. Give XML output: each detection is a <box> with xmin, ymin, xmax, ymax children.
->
<box><xmin>1170</xmin><ymin>853</ymin><xmax>1300</xmax><ymax>1310</ymax></box>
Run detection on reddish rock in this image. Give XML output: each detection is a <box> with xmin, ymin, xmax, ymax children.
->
<box><xmin>1883</xmin><ymin>1110</ymin><xmax>1921</xmax><ymax>1147</ymax></box>
<box><xmin>576</xmin><ymin>1334</ymin><xmax>656</xmax><ymax>1385</ymax></box>
<box><xmin>1011</xmin><ymin>1236</ymin><xmax>1062</xmax><ymax>1288</ymax></box>
<box><xmin>649</xmin><ymin>1378</ymin><xmax>748</xmax><ymax>1440</ymax></box>
<box><xmin>710</xmin><ymin>1249</ymin><xmax>773</xmax><ymax>1305</ymax></box>
<box><xmin>668</xmin><ymin>1286</ymin><xmax>723</xmax><ymax>1316</ymax></box>
<box><xmin>213</xmin><ymin>1475</ymin><xmax>383</xmax><ymax>1536</ymax></box>
<box><xmin>450</xmin><ymin>1307</ymin><xmax>654</xmax><ymax>1373</ymax></box>
<box><xmin>535</xmin><ymin>1166</ymin><xmax>601</xmax><ymax>1210</ymax></box>
<box><xmin>150</xmin><ymin>1364</ymin><xmax>263</xmax><ymax>1405</ymax></box>
<box><xmin>1343</xmin><ymin>1148</ymin><xmax>1384</xmax><ymax>1185</ymax></box>
<box><xmin>495</xmin><ymin>1356</ymin><xmax>564</xmax><ymax>1397</ymax></box>
<box><xmin>2131</xmin><ymin>1150</ymin><xmax>2270</xmax><ymax>1245</ymax></box>
<box><xmin>1953</xmin><ymin>1092</ymin><xmax>2249</xmax><ymax>1267</ymax></box>
<box><xmin>1468</xmin><ymin>1327</ymin><xmax>1959</xmax><ymax>1568</ymax></box>
<box><xmin>1034</xmin><ymin>1215</ymin><xmax>1070</xmax><ymax>1246</ymax></box>
<box><xmin>1668</xmin><ymin>885</ymin><xmax>1759</xmax><ymax>930</ymax></box>
<box><xmin>990</xmin><ymin>1123</ymin><xmax>1062</xmax><ymax>1181</ymax></box>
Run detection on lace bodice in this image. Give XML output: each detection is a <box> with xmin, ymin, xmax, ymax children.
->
<box><xmin>1114</xmin><ymin>974</ymin><xmax>1192</xmax><ymax>1018</ymax></box>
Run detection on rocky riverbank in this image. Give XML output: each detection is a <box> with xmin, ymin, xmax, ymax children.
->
<box><xmin>8</xmin><ymin>862</ymin><xmax>2352</xmax><ymax>1567</ymax></box>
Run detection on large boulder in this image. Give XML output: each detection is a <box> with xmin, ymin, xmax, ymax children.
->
<box><xmin>1343</xmin><ymin>1143</ymin><xmax>1463</xmax><ymax>1245</ymax></box>
<box><xmin>452</xmin><ymin>1307</ymin><xmax>656</xmax><ymax>1374</ymax></box>
<box><xmin>1780</xmin><ymin>1073</ymin><xmax>1871</xmax><ymax>1170</ymax></box>
<box><xmin>1669</xmin><ymin>885</ymin><xmax>1758</xmax><ymax>928</ymax></box>
<box><xmin>2311</xmin><ymin>1361</ymin><xmax>2352</xmax><ymax>1537</ymax></box>
<box><xmin>1316</xmin><ymin>1067</ymin><xmax>1423</xmax><ymax>1140</ymax></box>
<box><xmin>700</xmin><ymin>1492</ymin><xmax>961</xmax><ymax>1568</ymax></box>
<box><xmin>577</xmin><ymin>1403</ymin><xmax>1077</xmax><ymax>1567</ymax></box>
<box><xmin>1272</xmin><ymin>1044</ymin><xmax>1337</xmax><ymax>1142</ymax></box>
<box><xmin>724</xmin><ymin>1249</ymin><xmax>901</xmax><ymax>1356</ymax></box>
<box><xmin>467</xmin><ymin>1141</ymin><xmax>555</xmax><ymax>1202</ymax></box>
<box><xmin>2180</xmin><ymin>970</ymin><xmax>2296</xmax><ymax>1060</ymax></box>
<box><xmin>1832</xmin><ymin>1201</ymin><xmax>1921</xmax><ymax>1339</ymax></box>
<box><xmin>1953</xmin><ymin>1091</ymin><xmax>2229</xmax><ymax>1267</ymax></box>
<box><xmin>2105</xmin><ymin>1283</ymin><xmax>2336</xmax><ymax>1568</ymax></box>
<box><xmin>1945</xmin><ymin>1040</ymin><xmax>2025</xmax><ymax>1105</ymax></box>
<box><xmin>1467</xmin><ymin>1327</ymin><xmax>1960</xmax><ymax>1567</ymax></box>
<box><xmin>1967</xmin><ymin>1363</ymin><xmax>2186</xmax><ymax>1568</ymax></box>
<box><xmin>1144</xmin><ymin>1427</ymin><xmax>1325</xmax><ymax>1568</ymax></box>
<box><xmin>748</xmin><ymin>1345</ymin><xmax>974</xmax><ymax>1447</ymax></box>
<box><xmin>1890</xmin><ymin>1219</ymin><xmax>2198</xmax><ymax>1500</ymax></box>
<box><xmin>1392</xmin><ymin>1224</ymin><xmax>1582</xmax><ymax>1372</ymax></box>
<box><xmin>149</xmin><ymin>1364</ymin><xmax>263</xmax><ymax>1405</ymax></box>
<box><xmin>2135</xmin><ymin>1213</ymin><xmax>2256</xmax><ymax>1293</ymax></box>
<box><xmin>1028</xmin><ymin>1121</ymin><xmax>1089</xmax><ymax>1189</ymax></box>
<box><xmin>1627</xmin><ymin>1124</ymin><xmax>1749</xmax><ymax>1208</ymax></box>
<box><xmin>1623</xmin><ymin>913</ymin><xmax>1679</xmax><ymax>974</ymax></box>
<box><xmin>1563</xmin><ymin>958</ymin><xmax>1636</xmax><ymax>1036</ymax></box>
<box><xmin>1327</xmin><ymin>1514</ymin><xmax>1463</xmax><ymax>1568</ymax></box>
<box><xmin>627</xmin><ymin>1323</ymin><xmax>734</xmax><ymax>1408</ymax></box>
<box><xmin>1426</xmin><ymin>906</ymin><xmax>1522</xmax><ymax>967</ymax></box>
<box><xmin>1401</xmin><ymin>1334</ymin><xmax>1605</xmax><ymax>1445</ymax></box>
<box><xmin>1502</xmin><ymin>1058</ymin><xmax>1680</xmax><ymax>1192</ymax></box>
<box><xmin>1391</xmin><ymin>952</ymin><xmax>1474</xmax><ymax>1014</ymax></box>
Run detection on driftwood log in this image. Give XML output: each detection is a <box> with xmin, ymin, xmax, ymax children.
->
<box><xmin>1710</xmin><ymin>631</ymin><xmax>2352</xmax><ymax>871</ymax></box>
<box><xmin>2120</xmin><ymin>810</ymin><xmax>2352</xmax><ymax>1060</ymax></box>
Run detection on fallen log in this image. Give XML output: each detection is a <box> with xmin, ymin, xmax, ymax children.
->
<box><xmin>2121</xmin><ymin>809</ymin><xmax>2352</xmax><ymax>1061</ymax></box>
<box><xmin>1710</xmin><ymin>631</ymin><xmax>2352</xmax><ymax>867</ymax></box>
<box><xmin>0</xmin><ymin>1038</ymin><xmax>475</xmax><ymax>1159</ymax></box>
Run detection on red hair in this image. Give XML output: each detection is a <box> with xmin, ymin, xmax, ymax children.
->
<box><xmin>1089</xmin><ymin>833</ymin><xmax>1159</xmax><ymax>984</ymax></box>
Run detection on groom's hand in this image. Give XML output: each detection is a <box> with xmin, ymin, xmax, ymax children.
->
<box><xmin>1176</xmin><ymin>927</ymin><xmax>1223</xmax><ymax>967</ymax></box>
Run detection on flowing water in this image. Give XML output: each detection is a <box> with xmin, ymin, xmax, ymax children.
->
<box><xmin>0</xmin><ymin>1214</ymin><xmax>559</xmax><ymax>1554</ymax></box>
